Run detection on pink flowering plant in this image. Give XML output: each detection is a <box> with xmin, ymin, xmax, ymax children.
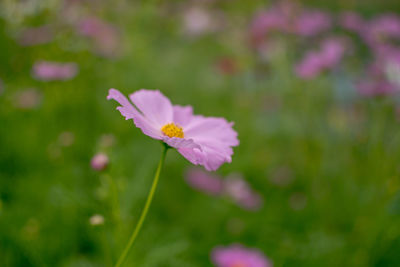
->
<box><xmin>185</xmin><ymin>168</ymin><xmax>263</xmax><ymax>210</ymax></box>
<box><xmin>108</xmin><ymin>88</ymin><xmax>239</xmax><ymax>266</ymax></box>
<box><xmin>212</xmin><ymin>244</ymin><xmax>272</xmax><ymax>267</ymax></box>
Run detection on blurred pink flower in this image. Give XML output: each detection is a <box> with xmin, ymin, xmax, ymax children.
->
<box><xmin>108</xmin><ymin>89</ymin><xmax>239</xmax><ymax>171</ymax></box>
<box><xmin>185</xmin><ymin>169</ymin><xmax>262</xmax><ymax>210</ymax></box>
<box><xmin>356</xmin><ymin>80</ymin><xmax>397</xmax><ymax>97</ymax></box>
<box><xmin>368</xmin><ymin>14</ymin><xmax>400</xmax><ymax>39</ymax></box>
<box><xmin>294</xmin><ymin>10</ymin><xmax>332</xmax><ymax>36</ymax></box>
<box><xmin>224</xmin><ymin>174</ymin><xmax>263</xmax><ymax>211</ymax></box>
<box><xmin>339</xmin><ymin>12</ymin><xmax>366</xmax><ymax>34</ymax></box>
<box><xmin>373</xmin><ymin>44</ymin><xmax>400</xmax><ymax>66</ymax></box>
<box><xmin>250</xmin><ymin>3</ymin><xmax>331</xmax><ymax>47</ymax></box>
<box><xmin>17</xmin><ymin>25</ymin><xmax>53</xmax><ymax>46</ymax></box>
<box><xmin>250</xmin><ymin>9</ymin><xmax>288</xmax><ymax>45</ymax></box>
<box><xmin>362</xmin><ymin>14</ymin><xmax>400</xmax><ymax>56</ymax></box>
<box><xmin>356</xmin><ymin>49</ymin><xmax>400</xmax><ymax>97</ymax></box>
<box><xmin>12</xmin><ymin>88</ymin><xmax>42</xmax><ymax>109</ymax></box>
<box><xmin>211</xmin><ymin>244</ymin><xmax>272</xmax><ymax>267</ymax></box>
<box><xmin>185</xmin><ymin>168</ymin><xmax>224</xmax><ymax>195</ymax></box>
<box><xmin>295</xmin><ymin>38</ymin><xmax>346</xmax><ymax>79</ymax></box>
<box><xmin>295</xmin><ymin>51</ymin><xmax>324</xmax><ymax>79</ymax></box>
<box><xmin>91</xmin><ymin>153</ymin><xmax>109</xmax><ymax>171</ymax></box>
<box><xmin>78</xmin><ymin>17</ymin><xmax>120</xmax><ymax>57</ymax></box>
<box><xmin>33</xmin><ymin>61</ymin><xmax>78</xmax><ymax>81</ymax></box>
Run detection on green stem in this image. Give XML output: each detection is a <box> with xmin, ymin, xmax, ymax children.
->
<box><xmin>115</xmin><ymin>145</ymin><xmax>168</xmax><ymax>267</ymax></box>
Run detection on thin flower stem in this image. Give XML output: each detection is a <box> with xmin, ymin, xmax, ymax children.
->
<box><xmin>115</xmin><ymin>145</ymin><xmax>169</xmax><ymax>267</ymax></box>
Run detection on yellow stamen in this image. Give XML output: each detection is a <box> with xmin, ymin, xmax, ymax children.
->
<box><xmin>232</xmin><ymin>263</ymin><xmax>247</xmax><ymax>267</ymax></box>
<box><xmin>161</xmin><ymin>123</ymin><xmax>184</xmax><ymax>138</ymax></box>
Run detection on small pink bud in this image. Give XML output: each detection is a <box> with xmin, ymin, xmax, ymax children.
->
<box><xmin>91</xmin><ymin>153</ymin><xmax>109</xmax><ymax>171</ymax></box>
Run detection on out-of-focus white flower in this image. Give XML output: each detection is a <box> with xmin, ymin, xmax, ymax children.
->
<box><xmin>182</xmin><ymin>7</ymin><xmax>223</xmax><ymax>37</ymax></box>
<box><xmin>385</xmin><ymin>61</ymin><xmax>400</xmax><ymax>87</ymax></box>
<box><xmin>89</xmin><ymin>214</ymin><xmax>105</xmax><ymax>226</ymax></box>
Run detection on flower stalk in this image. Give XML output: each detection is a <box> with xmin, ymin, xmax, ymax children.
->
<box><xmin>115</xmin><ymin>144</ymin><xmax>169</xmax><ymax>267</ymax></box>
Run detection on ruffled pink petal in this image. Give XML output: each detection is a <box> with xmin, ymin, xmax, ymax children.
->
<box><xmin>129</xmin><ymin>89</ymin><xmax>173</xmax><ymax>128</ymax></box>
<box><xmin>177</xmin><ymin>147</ymin><xmax>204</xmax><ymax>166</ymax></box>
<box><xmin>107</xmin><ymin>89</ymin><xmax>162</xmax><ymax>139</ymax></box>
<box><xmin>162</xmin><ymin>137</ymin><xmax>201</xmax><ymax>150</ymax></box>
<box><xmin>173</xmin><ymin>105</ymin><xmax>193</xmax><ymax>127</ymax></box>
<box><xmin>178</xmin><ymin>116</ymin><xmax>239</xmax><ymax>171</ymax></box>
<box><xmin>184</xmin><ymin>116</ymin><xmax>239</xmax><ymax>146</ymax></box>
<box><xmin>190</xmin><ymin>144</ymin><xmax>234</xmax><ymax>171</ymax></box>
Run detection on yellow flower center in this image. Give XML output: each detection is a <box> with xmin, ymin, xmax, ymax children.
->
<box><xmin>161</xmin><ymin>123</ymin><xmax>184</xmax><ymax>138</ymax></box>
<box><xmin>231</xmin><ymin>262</ymin><xmax>247</xmax><ymax>267</ymax></box>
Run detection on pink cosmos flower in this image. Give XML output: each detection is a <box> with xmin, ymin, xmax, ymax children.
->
<box><xmin>224</xmin><ymin>174</ymin><xmax>263</xmax><ymax>211</ymax></box>
<box><xmin>295</xmin><ymin>37</ymin><xmax>346</xmax><ymax>79</ymax></box>
<box><xmin>368</xmin><ymin>14</ymin><xmax>400</xmax><ymax>40</ymax></box>
<box><xmin>250</xmin><ymin>9</ymin><xmax>288</xmax><ymax>44</ymax></box>
<box><xmin>78</xmin><ymin>17</ymin><xmax>120</xmax><ymax>57</ymax></box>
<box><xmin>185</xmin><ymin>168</ymin><xmax>224</xmax><ymax>195</ymax></box>
<box><xmin>356</xmin><ymin>51</ymin><xmax>400</xmax><ymax>97</ymax></box>
<box><xmin>250</xmin><ymin>3</ymin><xmax>331</xmax><ymax>46</ymax></box>
<box><xmin>361</xmin><ymin>14</ymin><xmax>400</xmax><ymax>55</ymax></box>
<box><xmin>356</xmin><ymin>78</ymin><xmax>398</xmax><ymax>96</ymax></box>
<box><xmin>294</xmin><ymin>10</ymin><xmax>332</xmax><ymax>37</ymax></box>
<box><xmin>339</xmin><ymin>12</ymin><xmax>366</xmax><ymax>34</ymax></box>
<box><xmin>107</xmin><ymin>89</ymin><xmax>239</xmax><ymax>171</ymax></box>
<box><xmin>185</xmin><ymin>168</ymin><xmax>262</xmax><ymax>210</ymax></box>
<box><xmin>33</xmin><ymin>61</ymin><xmax>78</xmax><ymax>81</ymax></box>
<box><xmin>211</xmin><ymin>244</ymin><xmax>272</xmax><ymax>267</ymax></box>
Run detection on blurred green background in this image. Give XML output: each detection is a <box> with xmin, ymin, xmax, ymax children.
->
<box><xmin>2</xmin><ymin>0</ymin><xmax>400</xmax><ymax>266</ymax></box>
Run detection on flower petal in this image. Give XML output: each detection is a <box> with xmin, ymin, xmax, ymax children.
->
<box><xmin>107</xmin><ymin>88</ymin><xmax>137</xmax><ymax>119</ymax></box>
<box><xmin>173</xmin><ymin>105</ymin><xmax>193</xmax><ymax>127</ymax></box>
<box><xmin>177</xmin><ymin>147</ymin><xmax>204</xmax><ymax>166</ymax></box>
<box><xmin>177</xmin><ymin>139</ymin><xmax>236</xmax><ymax>171</ymax></box>
<box><xmin>129</xmin><ymin>89</ymin><xmax>173</xmax><ymax>128</ymax></box>
<box><xmin>179</xmin><ymin>116</ymin><xmax>239</xmax><ymax>171</ymax></box>
<box><xmin>107</xmin><ymin>88</ymin><xmax>162</xmax><ymax>139</ymax></box>
<box><xmin>162</xmin><ymin>137</ymin><xmax>201</xmax><ymax>150</ymax></box>
<box><xmin>184</xmin><ymin>116</ymin><xmax>239</xmax><ymax>147</ymax></box>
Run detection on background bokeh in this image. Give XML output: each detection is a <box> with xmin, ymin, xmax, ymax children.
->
<box><xmin>2</xmin><ymin>0</ymin><xmax>400</xmax><ymax>266</ymax></box>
